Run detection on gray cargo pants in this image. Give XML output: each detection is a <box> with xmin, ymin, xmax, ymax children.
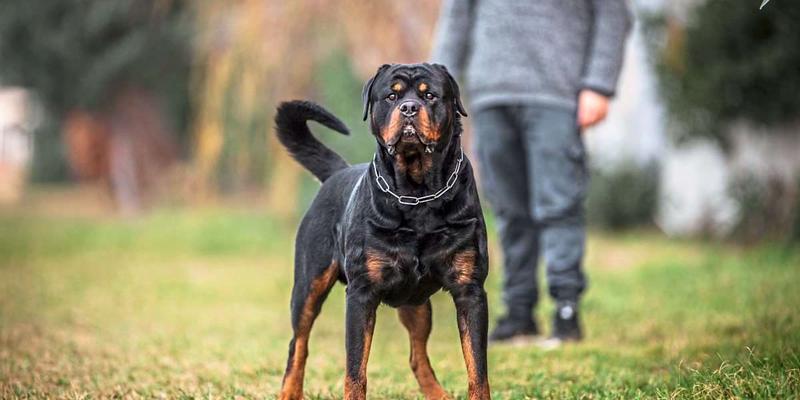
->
<box><xmin>473</xmin><ymin>105</ymin><xmax>587</xmax><ymax>319</ymax></box>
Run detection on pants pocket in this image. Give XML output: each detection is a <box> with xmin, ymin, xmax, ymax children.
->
<box><xmin>565</xmin><ymin>139</ymin><xmax>588</xmax><ymax>201</ymax></box>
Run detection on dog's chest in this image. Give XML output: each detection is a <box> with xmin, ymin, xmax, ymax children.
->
<box><xmin>361</xmin><ymin>221</ymin><xmax>474</xmax><ymax>307</ymax></box>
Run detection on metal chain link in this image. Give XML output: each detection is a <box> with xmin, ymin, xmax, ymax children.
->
<box><xmin>372</xmin><ymin>146</ymin><xmax>464</xmax><ymax>206</ymax></box>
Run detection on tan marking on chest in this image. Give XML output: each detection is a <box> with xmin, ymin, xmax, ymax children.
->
<box><xmin>452</xmin><ymin>249</ymin><xmax>476</xmax><ymax>285</ymax></box>
<box><xmin>365</xmin><ymin>249</ymin><xmax>390</xmax><ymax>283</ymax></box>
<box><xmin>395</xmin><ymin>152</ymin><xmax>433</xmax><ymax>184</ymax></box>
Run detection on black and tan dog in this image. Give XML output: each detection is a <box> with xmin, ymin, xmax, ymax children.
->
<box><xmin>274</xmin><ymin>63</ymin><xmax>490</xmax><ymax>400</ymax></box>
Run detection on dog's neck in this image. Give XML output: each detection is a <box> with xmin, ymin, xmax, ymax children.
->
<box><xmin>372</xmin><ymin>134</ymin><xmax>462</xmax><ymax>201</ymax></box>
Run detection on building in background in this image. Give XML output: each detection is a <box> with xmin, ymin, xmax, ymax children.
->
<box><xmin>0</xmin><ymin>88</ymin><xmax>35</xmax><ymax>204</ymax></box>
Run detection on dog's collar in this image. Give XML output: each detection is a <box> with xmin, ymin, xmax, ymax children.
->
<box><xmin>371</xmin><ymin>146</ymin><xmax>464</xmax><ymax>206</ymax></box>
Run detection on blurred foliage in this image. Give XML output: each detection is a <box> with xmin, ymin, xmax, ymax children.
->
<box><xmin>297</xmin><ymin>50</ymin><xmax>373</xmax><ymax>213</ymax></box>
<box><xmin>0</xmin><ymin>0</ymin><xmax>193</xmax><ymax>181</ymax></box>
<box><xmin>791</xmin><ymin>177</ymin><xmax>800</xmax><ymax>244</ymax></box>
<box><xmin>190</xmin><ymin>0</ymin><xmax>305</xmax><ymax>196</ymax></box>
<box><xmin>190</xmin><ymin>0</ymin><xmax>439</xmax><ymax>209</ymax></box>
<box><xmin>644</xmin><ymin>1</ymin><xmax>800</xmax><ymax>145</ymax></box>
<box><xmin>314</xmin><ymin>50</ymin><xmax>376</xmax><ymax>164</ymax></box>
<box><xmin>0</xmin><ymin>0</ymin><xmax>440</xmax><ymax>205</ymax></box>
<box><xmin>0</xmin><ymin>1</ymin><xmax>192</xmax><ymax>113</ymax></box>
<box><xmin>729</xmin><ymin>173</ymin><xmax>799</xmax><ymax>243</ymax></box>
<box><xmin>587</xmin><ymin>163</ymin><xmax>659</xmax><ymax>230</ymax></box>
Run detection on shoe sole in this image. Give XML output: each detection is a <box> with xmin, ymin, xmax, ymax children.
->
<box><xmin>489</xmin><ymin>333</ymin><xmax>540</xmax><ymax>346</ymax></box>
<box><xmin>536</xmin><ymin>336</ymin><xmax>583</xmax><ymax>351</ymax></box>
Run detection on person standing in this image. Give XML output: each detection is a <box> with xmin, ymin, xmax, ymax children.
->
<box><xmin>432</xmin><ymin>0</ymin><xmax>632</xmax><ymax>344</ymax></box>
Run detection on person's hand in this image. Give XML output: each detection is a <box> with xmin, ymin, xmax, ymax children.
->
<box><xmin>577</xmin><ymin>89</ymin><xmax>610</xmax><ymax>129</ymax></box>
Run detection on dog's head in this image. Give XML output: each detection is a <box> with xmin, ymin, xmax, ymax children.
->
<box><xmin>362</xmin><ymin>63</ymin><xmax>467</xmax><ymax>157</ymax></box>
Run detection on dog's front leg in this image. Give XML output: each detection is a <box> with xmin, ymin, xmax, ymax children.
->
<box><xmin>344</xmin><ymin>286</ymin><xmax>379</xmax><ymax>400</ymax></box>
<box><xmin>452</xmin><ymin>286</ymin><xmax>491</xmax><ymax>399</ymax></box>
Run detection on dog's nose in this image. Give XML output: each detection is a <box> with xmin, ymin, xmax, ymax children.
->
<box><xmin>399</xmin><ymin>101</ymin><xmax>419</xmax><ymax>117</ymax></box>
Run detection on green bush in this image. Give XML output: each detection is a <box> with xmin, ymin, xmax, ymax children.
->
<box><xmin>729</xmin><ymin>172</ymin><xmax>800</xmax><ymax>243</ymax></box>
<box><xmin>0</xmin><ymin>1</ymin><xmax>193</xmax><ymax>181</ymax></box>
<box><xmin>645</xmin><ymin>1</ymin><xmax>800</xmax><ymax>144</ymax></box>
<box><xmin>791</xmin><ymin>177</ymin><xmax>800</xmax><ymax>244</ymax></box>
<box><xmin>587</xmin><ymin>162</ymin><xmax>659</xmax><ymax>230</ymax></box>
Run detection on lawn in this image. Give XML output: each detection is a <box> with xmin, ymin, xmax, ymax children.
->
<box><xmin>1</xmin><ymin>202</ymin><xmax>798</xmax><ymax>399</ymax></box>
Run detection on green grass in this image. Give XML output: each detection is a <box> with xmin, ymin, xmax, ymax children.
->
<box><xmin>1</xmin><ymin>207</ymin><xmax>798</xmax><ymax>399</ymax></box>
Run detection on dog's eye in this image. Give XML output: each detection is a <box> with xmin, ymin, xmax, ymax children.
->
<box><xmin>425</xmin><ymin>92</ymin><xmax>436</xmax><ymax>100</ymax></box>
<box><xmin>387</xmin><ymin>93</ymin><xmax>397</xmax><ymax>101</ymax></box>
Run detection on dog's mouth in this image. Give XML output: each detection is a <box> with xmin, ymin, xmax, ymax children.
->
<box><xmin>400</xmin><ymin>122</ymin><xmax>420</xmax><ymax>143</ymax></box>
<box><xmin>386</xmin><ymin>118</ymin><xmax>436</xmax><ymax>156</ymax></box>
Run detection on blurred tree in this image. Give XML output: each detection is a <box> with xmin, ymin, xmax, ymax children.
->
<box><xmin>587</xmin><ymin>163</ymin><xmax>659</xmax><ymax>230</ymax></box>
<box><xmin>1</xmin><ymin>0</ymin><xmax>444</xmax><ymax>214</ymax></box>
<box><xmin>190</xmin><ymin>0</ymin><xmax>440</xmax><ymax>214</ymax></box>
<box><xmin>646</xmin><ymin>1</ymin><xmax>800</xmax><ymax>145</ymax></box>
<box><xmin>729</xmin><ymin>172</ymin><xmax>799</xmax><ymax>243</ymax></box>
<box><xmin>191</xmin><ymin>0</ymin><xmax>319</xmax><ymax>211</ymax></box>
<box><xmin>0</xmin><ymin>0</ymin><xmax>192</xmax><ymax>212</ymax></box>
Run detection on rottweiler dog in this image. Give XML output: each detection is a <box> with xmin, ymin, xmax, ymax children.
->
<box><xmin>274</xmin><ymin>63</ymin><xmax>490</xmax><ymax>400</ymax></box>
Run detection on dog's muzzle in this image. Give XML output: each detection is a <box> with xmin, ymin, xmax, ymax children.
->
<box><xmin>388</xmin><ymin>121</ymin><xmax>434</xmax><ymax>155</ymax></box>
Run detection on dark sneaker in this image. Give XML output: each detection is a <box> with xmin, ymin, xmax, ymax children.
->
<box><xmin>553</xmin><ymin>300</ymin><xmax>583</xmax><ymax>340</ymax></box>
<box><xmin>537</xmin><ymin>301</ymin><xmax>583</xmax><ymax>350</ymax></box>
<box><xmin>488</xmin><ymin>315</ymin><xmax>539</xmax><ymax>343</ymax></box>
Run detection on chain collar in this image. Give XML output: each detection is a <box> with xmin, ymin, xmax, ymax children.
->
<box><xmin>371</xmin><ymin>146</ymin><xmax>464</xmax><ymax>206</ymax></box>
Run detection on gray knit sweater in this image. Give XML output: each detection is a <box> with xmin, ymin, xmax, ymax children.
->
<box><xmin>431</xmin><ymin>0</ymin><xmax>633</xmax><ymax>111</ymax></box>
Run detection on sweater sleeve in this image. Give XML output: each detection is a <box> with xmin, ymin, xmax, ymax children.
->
<box><xmin>430</xmin><ymin>0</ymin><xmax>476</xmax><ymax>81</ymax></box>
<box><xmin>581</xmin><ymin>0</ymin><xmax>633</xmax><ymax>97</ymax></box>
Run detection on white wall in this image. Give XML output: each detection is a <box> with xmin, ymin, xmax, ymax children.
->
<box><xmin>0</xmin><ymin>87</ymin><xmax>35</xmax><ymax>203</ymax></box>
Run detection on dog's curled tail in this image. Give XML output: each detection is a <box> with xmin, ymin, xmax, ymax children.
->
<box><xmin>275</xmin><ymin>100</ymin><xmax>350</xmax><ymax>182</ymax></box>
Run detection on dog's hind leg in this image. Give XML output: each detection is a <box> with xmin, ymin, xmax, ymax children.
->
<box><xmin>398</xmin><ymin>301</ymin><xmax>451</xmax><ymax>400</ymax></box>
<box><xmin>279</xmin><ymin>261</ymin><xmax>339</xmax><ymax>400</ymax></box>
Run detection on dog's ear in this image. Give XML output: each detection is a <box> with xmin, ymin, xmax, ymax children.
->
<box><xmin>362</xmin><ymin>64</ymin><xmax>391</xmax><ymax>121</ymax></box>
<box><xmin>433</xmin><ymin>63</ymin><xmax>467</xmax><ymax>117</ymax></box>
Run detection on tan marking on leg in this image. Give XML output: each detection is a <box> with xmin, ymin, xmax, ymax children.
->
<box><xmin>344</xmin><ymin>375</ymin><xmax>366</xmax><ymax>400</ymax></box>
<box><xmin>399</xmin><ymin>305</ymin><xmax>451</xmax><ymax>400</ymax></box>
<box><xmin>279</xmin><ymin>262</ymin><xmax>339</xmax><ymax>400</ymax></box>
<box><xmin>458</xmin><ymin>321</ymin><xmax>490</xmax><ymax>399</ymax></box>
<box><xmin>344</xmin><ymin>313</ymin><xmax>375</xmax><ymax>400</ymax></box>
<box><xmin>460</xmin><ymin>323</ymin><xmax>476</xmax><ymax>390</ymax></box>
<box><xmin>453</xmin><ymin>249</ymin><xmax>477</xmax><ymax>285</ymax></box>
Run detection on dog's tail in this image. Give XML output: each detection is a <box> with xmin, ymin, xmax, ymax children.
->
<box><xmin>275</xmin><ymin>100</ymin><xmax>350</xmax><ymax>182</ymax></box>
